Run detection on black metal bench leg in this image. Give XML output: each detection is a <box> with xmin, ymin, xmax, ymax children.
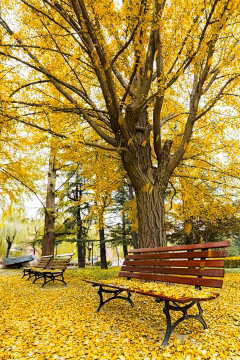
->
<box><xmin>196</xmin><ymin>303</ymin><xmax>208</xmax><ymax>329</ymax></box>
<box><xmin>160</xmin><ymin>301</ymin><xmax>208</xmax><ymax>347</ymax></box>
<box><xmin>61</xmin><ymin>273</ymin><xmax>66</xmax><ymax>285</ymax></box>
<box><xmin>162</xmin><ymin>301</ymin><xmax>172</xmax><ymax>347</ymax></box>
<box><xmin>41</xmin><ymin>274</ymin><xmax>47</xmax><ymax>288</ymax></box>
<box><xmin>96</xmin><ymin>286</ymin><xmax>104</xmax><ymax>312</ymax></box>
<box><xmin>27</xmin><ymin>272</ymin><xmax>32</xmax><ymax>280</ymax></box>
<box><xmin>95</xmin><ymin>286</ymin><xmax>134</xmax><ymax>313</ymax></box>
<box><xmin>32</xmin><ymin>273</ymin><xmax>38</xmax><ymax>284</ymax></box>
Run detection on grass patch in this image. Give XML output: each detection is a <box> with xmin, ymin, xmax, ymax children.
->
<box><xmin>67</xmin><ymin>266</ymin><xmax>121</xmax><ymax>280</ymax></box>
<box><xmin>225</xmin><ymin>268</ymin><xmax>240</xmax><ymax>273</ymax></box>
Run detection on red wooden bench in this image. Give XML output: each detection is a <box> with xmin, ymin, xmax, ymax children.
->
<box><xmin>86</xmin><ymin>240</ymin><xmax>229</xmax><ymax>347</ymax></box>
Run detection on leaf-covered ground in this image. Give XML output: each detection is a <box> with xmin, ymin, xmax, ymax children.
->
<box><xmin>0</xmin><ymin>268</ymin><xmax>239</xmax><ymax>360</ymax></box>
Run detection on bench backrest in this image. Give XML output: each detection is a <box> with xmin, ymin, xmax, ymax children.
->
<box><xmin>119</xmin><ymin>241</ymin><xmax>229</xmax><ymax>289</ymax></box>
<box><xmin>49</xmin><ymin>253</ymin><xmax>75</xmax><ymax>270</ymax></box>
<box><xmin>36</xmin><ymin>255</ymin><xmax>53</xmax><ymax>269</ymax></box>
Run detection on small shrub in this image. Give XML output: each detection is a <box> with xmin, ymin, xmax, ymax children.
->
<box><xmin>225</xmin><ymin>257</ymin><xmax>240</xmax><ymax>268</ymax></box>
<box><xmin>8</xmin><ymin>251</ymin><xmax>24</xmax><ymax>258</ymax></box>
<box><xmin>94</xmin><ymin>260</ymin><xmax>112</xmax><ymax>266</ymax></box>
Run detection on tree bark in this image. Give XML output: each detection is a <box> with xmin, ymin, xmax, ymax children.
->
<box><xmin>77</xmin><ymin>241</ymin><xmax>86</xmax><ymax>267</ymax></box>
<box><xmin>76</xmin><ymin>184</ymin><xmax>86</xmax><ymax>268</ymax></box>
<box><xmin>136</xmin><ymin>186</ymin><xmax>166</xmax><ymax>248</ymax></box>
<box><xmin>128</xmin><ymin>181</ymin><xmax>138</xmax><ymax>249</ymax></box>
<box><xmin>122</xmin><ymin>212</ymin><xmax>128</xmax><ymax>257</ymax></box>
<box><xmin>99</xmin><ymin>228</ymin><xmax>107</xmax><ymax>269</ymax></box>
<box><xmin>42</xmin><ymin>155</ymin><xmax>56</xmax><ymax>256</ymax></box>
<box><xmin>122</xmin><ymin>112</ymin><xmax>169</xmax><ymax>249</ymax></box>
<box><xmin>6</xmin><ymin>236</ymin><xmax>12</xmax><ymax>258</ymax></box>
<box><xmin>115</xmin><ymin>246</ymin><xmax>120</xmax><ymax>267</ymax></box>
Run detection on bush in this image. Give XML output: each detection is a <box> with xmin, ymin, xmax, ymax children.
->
<box><xmin>94</xmin><ymin>260</ymin><xmax>112</xmax><ymax>266</ymax></box>
<box><xmin>8</xmin><ymin>250</ymin><xmax>24</xmax><ymax>257</ymax></box>
<box><xmin>225</xmin><ymin>257</ymin><xmax>240</xmax><ymax>268</ymax></box>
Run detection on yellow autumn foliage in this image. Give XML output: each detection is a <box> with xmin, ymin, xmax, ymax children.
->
<box><xmin>98</xmin><ymin>278</ymin><xmax>217</xmax><ymax>300</ymax></box>
<box><xmin>0</xmin><ymin>269</ymin><xmax>239</xmax><ymax>359</ymax></box>
<box><xmin>184</xmin><ymin>222</ymin><xmax>192</xmax><ymax>237</ymax></box>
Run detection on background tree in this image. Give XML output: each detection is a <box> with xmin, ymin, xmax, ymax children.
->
<box><xmin>109</xmin><ymin>181</ymin><xmax>138</xmax><ymax>256</ymax></box>
<box><xmin>5</xmin><ymin>231</ymin><xmax>16</xmax><ymax>258</ymax></box>
<box><xmin>56</xmin><ymin>167</ymin><xmax>91</xmax><ymax>267</ymax></box>
<box><xmin>166</xmin><ymin>216</ymin><xmax>240</xmax><ymax>256</ymax></box>
<box><xmin>0</xmin><ymin>213</ymin><xmax>37</xmax><ymax>258</ymax></box>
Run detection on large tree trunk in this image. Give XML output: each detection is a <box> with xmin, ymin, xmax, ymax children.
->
<box><xmin>128</xmin><ymin>181</ymin><xmax>138</xmax><ymax>249</ymax></box>
<box><xmin>122</xmin><ymin>111</ymin><xmax>168</xmax><ymax>249</ymax></box>
<box><xmin>42</xmin><ymin>155</ymin><xmax>56</xmax><ymax>256</ymax></box>
<box><xmin>136</xmin><ymin>186</ymin><xmax>166</xmax><ymax>248</ymax></box>
<box><xmin>126</xmin><ymin>176</ymin><xmax>167</xmax><ymax>249</ymax></box>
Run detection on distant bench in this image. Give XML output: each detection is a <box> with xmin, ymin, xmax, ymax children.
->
<box><xmin>23</xmin><ymin>253</ymin><xmax>74</xmax><ymax>288</ymax></box>
<box><xmin>22</xmin><ymin>255</ymin><xmax>53</xmax><ymax>280</ymax></box>
<box><xmin>85</xmin><ymin>240</ymin><xmax>229</xmax><ymax>347</ymax></box>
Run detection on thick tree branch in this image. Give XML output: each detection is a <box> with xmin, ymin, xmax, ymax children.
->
<box><xmin>153</xmin><ymin>0</ymin><xmax>166</xmax><ymax>163</ymax></box>
<box><xmin>84</xmin><ymin>141</ymin><xmax>128</xmax><ymax>152</ymax></box>
<box><xmin>0</xmin><ymin>167</ymin><xmax>46</xmax><ymax>210</ymax></box>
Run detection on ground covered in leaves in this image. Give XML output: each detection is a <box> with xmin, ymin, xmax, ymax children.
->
<box><xmin>0</xmin><ymin>268</ymin><xmax>239</xmax><ymax>360</ymax></box>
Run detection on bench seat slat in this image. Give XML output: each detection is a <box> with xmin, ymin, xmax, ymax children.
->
<box><xmin>129</xmin><ymin>240</ymin><xmax>229</xmax><ymax>253</ymax></box>
<box><xmin>50</xmin><ymin>262</ymin><xmax>69</xmax><ymax>266</ymax></box>
<box><xmin>123</xmin><ymin>259</ymin><xmax>225</xmax><ymax>268</ymax></box>
<box><xmin>121</xmin><ymin>266</ymin><xmax>225</xmax><ymax>277</ymax></box>
<box><xmin>125</xmin><ymin>250</ymin><xmax>226</xmax><ymax>260</ymax></box>
<box><xmin>35</xmin><ymin>264</ymin><xmax>48</xmax><ymax>268</ymax></box>
<box><xmin>118</xmin><ymin>272</ymin><xmax>223</xmax><ymax>288</ymax></box>
<box><xmin>85</xmin><ymin>280</ymin><xmax>219</xmax><ymax>303</ymax></box>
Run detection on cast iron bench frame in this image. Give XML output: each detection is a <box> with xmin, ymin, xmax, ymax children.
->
<box><xmin>31</xmin><ymin>253</ymin><xmax>74</xmax><ymax>287</ymax></box>
<box><xmin>86</xmin><ymin>240</ymin><xmax>229</xmax><ymax>347</ymax></box>
<box><xmin>22</xmin><ymin>255</ymin><xmax>53</xmax><ymax>280</ymax></box>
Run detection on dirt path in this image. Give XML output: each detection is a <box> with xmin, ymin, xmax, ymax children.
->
<box><xmin>0</xmin><ymin>268</ymin><xmax>22</xmax><ymax>276</ymax></box>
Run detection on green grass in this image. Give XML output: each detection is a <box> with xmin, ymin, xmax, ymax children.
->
<box><xmin>225</xmin><ymin>268</ymin><xmax>240</xmax><ymax>273</ymax></box>
<box><xmin>67</xmin><ymin>266</ymin><xmax>121</xmax><ymax>280</ymax></box>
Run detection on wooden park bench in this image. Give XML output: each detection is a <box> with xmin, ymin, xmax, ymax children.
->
<box><xmin>85</xmin><ymin>240</ymin><xmax>229</xmax><ymax>347</ymax></box>
<box><xmin>31</xmin><ymin>253</ymin><xmax>74</xmax><ymax>288</ymax></box>
<box><xmin>22</xmin><ymin>255</ymin><xmax>53</xmax><ymax>280</ymax></box>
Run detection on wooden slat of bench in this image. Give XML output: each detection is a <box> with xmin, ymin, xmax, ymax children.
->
<box><xmin>123</xmin><ymin>259</ymin><xmax>225</xmax><ymax>268</ymax></box>
<box><xmin>56</xmin><ymin>253</ymin><xmax>74</xmax><ymax>257</ymax></box>
<box><xmin>36</xmin><ymin>264</ymin><xmax>48</xmax><ymax>268</ymax></box>
<box><xmin>125</xmin><ymin>250</ymin><xmax>226</xmax><ymax>260</ymax></box>
<box><xmin>129</xmin><ymin>240</ymin><xmax>229</xmax><ymax>253</ymax></box>
<box><xmin>85</xmin><ymin>280</ymin><xmax>219</xmax><ymax>303</ymax></box>
<box><xmin>121</xmin><ymin>266</ymin><xmax>225</xmax><ymax>277</ymax></box>
<box><xmin>39</xmin><ymin>258</ymin><xmax>52</xmax><ymax>261</ymax></box>
<box><xmin>118</xmin><ymin>271</ymin><xmax>223</xmax><ymax>288</ymax></box>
